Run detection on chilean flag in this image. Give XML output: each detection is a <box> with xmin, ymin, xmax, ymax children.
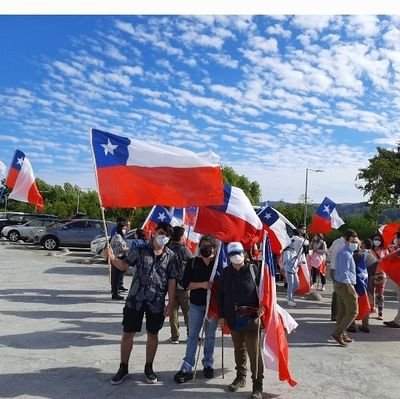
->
<box><xmin>378</xmin><ymin>222</ymin><xmax>400</xmax><ymax>248</ymax></box>
<box><xmin>5</xmin><ymin>150</ymin><xmax>44</xmax><ymax>211</ymax></box>
<box><xmin>171</xmin><ymin>207</ymin><xmax>201</xmax><ymax>254</ymax></box>
<box><xmin>379</xmin><ymin>250</ymin><xmax>400</xmax><ymax>286</ymax></box>
<box><xmin>257</xmin><ymin>206</ymin><xmax>294</xmax><ymax>255</ymax></box>
<box><xmin>260</xmin><ymin>232</ymin><xmax>297</xmax><ymax>387</ymax></box>
<box><xmin>90</xmin><ymin>129</ymin><xmax>224</xmax><ymax>208</ymax></box>
<box><xmin>194</xmin><ymin>184</ymin><xmax>262</xmax><ymax>249</ymax></box>
<box><xmin>354</xmin><ymin>251</ymin><xmax>370</xmax><ymax>320</ymax></box>
<box><xmin>308</xmin><ymin>197</ymin><xmax>344</xmax><ymax>234</ymax></box>
<box><xmin>141</xmin><ymin>205</ymin><xmax>172</xmax><ymax>238</ymax></box>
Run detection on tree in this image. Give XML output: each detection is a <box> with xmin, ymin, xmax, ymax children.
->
<box><xmin>357</xmin><ymin>145</ymin><xmax>400</xmax><ymax>215</ymax></box>
<box><xmin>222</xmin><ymin>166</ymin><xmax>262</xmax><ymax>205</ymax></box>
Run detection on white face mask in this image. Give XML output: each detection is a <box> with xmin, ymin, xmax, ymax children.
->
<box><xmin>122</xmin><ymin>229</ymin><xmax>127</xmax><ymax>236</ymax></box>
<box><xmin>373</xmin><ymin>239</ymin><xmax>381</xmax><ymax>247</ymax></box>
<box><xmin>230</xmin><ymin>254</ymin><xmax>245</xmax><ymax>264</ymax></box>
<box><xmin>394</xmin><ymin>238</ymin><xmax>399</xmax><ymax>246</ymax></box>
<box><xmin>348</xmin><ymin>242</ymin><xmax>358</xmax><ymax>252</ymax></box>
<box><xmin>155</xmin><ymin>235</ymin><xmax>169</xmax><ymax>246</ymax></box>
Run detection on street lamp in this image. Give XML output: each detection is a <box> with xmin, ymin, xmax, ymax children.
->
<box><xmin>76</xmin><ymin>188</ymin><xmax>91</xmax><ymax>214</ymax></box>
<box><xmin>304</xmin><ymin>168</ymin><xmax>324</xmax><ymax>229</ymax></box>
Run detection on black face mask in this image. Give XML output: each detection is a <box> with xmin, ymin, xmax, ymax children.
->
<box><xmin>200</xmin><ymin>247</ymin><xmax>213</xmax><ymax>258</ymax></box>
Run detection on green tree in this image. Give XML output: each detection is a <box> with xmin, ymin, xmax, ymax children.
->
<box><xmin>222</xmin><ymin>166</ymin><xmax>261</xmax><ymax>205</ymax></box>
<box><xmin>357</xmin><ymin>145</ymin><xmax>400</xmax><ymax>215</ymax></box>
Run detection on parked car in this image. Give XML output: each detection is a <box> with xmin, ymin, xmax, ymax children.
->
<box><xmin>90</xmin><ymin>229</ymin><xmax>138</xmax><ymax>257</ymax></box>
<box><xmin>1</xmin><ymin>218</ymin><xmax>62</xmax><ymax>242</ymax></box>
<box><xmin>33</xmin><ymin>219</ymin><xmax>116</xmax><ymax>250</ymax></box>
<box><xmin>0</xmin><ymin>212</ymin><xmax>58</xmax><ymax>232</ymax></box>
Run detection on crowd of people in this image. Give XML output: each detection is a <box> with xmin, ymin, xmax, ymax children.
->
<box><xmin>104</xmin><ymin>218</ymin><xmax>400</xmax><ymax>398</ymax></box>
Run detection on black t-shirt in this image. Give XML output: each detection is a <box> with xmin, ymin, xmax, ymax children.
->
<box><xmin>181</xmin><ymin>256</ymin><xmax>214</xmax><ymax>306</ymax></box>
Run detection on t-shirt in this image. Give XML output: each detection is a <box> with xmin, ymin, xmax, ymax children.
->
<box><xmin>181</xmin><ymin>256</ymin><xmax>214</xmax><ymax>306</ymax></box>
<box><xmin>125</xmin><ymin>243</ymin><xmax>178</xmax><ymax>313</ymax></box>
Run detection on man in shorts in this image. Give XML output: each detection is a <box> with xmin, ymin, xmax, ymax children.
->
<box><xmin>107</xmin><ymin>221</ymin><xmax>178</xmax><ymax>385</ymax></box>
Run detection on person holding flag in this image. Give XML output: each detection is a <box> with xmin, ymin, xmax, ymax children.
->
<box><xmin>282</xmin><ymin>240</ymin><xmax>300</xmax><ymax>307</ymax></box>
<box><xmin>217</xmin><ymin>242</ymin><xmax>264</xmax><ymax>399</ymax></box>
<box><xmin>174</xmin><ymin>235</ymin><xmax>219</xmax><ymax>384</ymax></box>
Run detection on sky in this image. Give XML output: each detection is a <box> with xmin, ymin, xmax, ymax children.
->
<box><xmin>1</xmin><ymin>9</ymin><xmax>400</xmax><ymax>204</ymax></box>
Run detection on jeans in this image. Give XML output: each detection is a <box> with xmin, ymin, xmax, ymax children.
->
<box><xmin>180</xmin><ymin>303</ymin><xmax>218</xmax><ymax>372</ymax></box>
<box><xmin>286</xmin><ymin>272</ymin><xmax>299</xmax><ymax>302</ymax></box>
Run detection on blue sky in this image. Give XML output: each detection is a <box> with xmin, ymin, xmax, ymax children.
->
<box><xmin>1</xmin><ymin>14</ymin><xmax>400</xmax><ymax>204</ymax></box>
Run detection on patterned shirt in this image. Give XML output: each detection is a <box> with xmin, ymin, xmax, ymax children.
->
<box><xmin>110</xmin><ymin>233</ymin><xmax>128</xmax><ymax>257</ymax></box>
<box><xmin>125</xmin><ymin>243</ymin><xmax>178</xmax><ymax>313</ymax></box>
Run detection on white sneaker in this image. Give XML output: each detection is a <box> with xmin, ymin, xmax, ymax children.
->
<box><xmin>321</xmin><ymin>285</ymin><xmax>326</xmax><ymax>291</ymax></box>
<box><xmin>311</xmin><ymin>284</ymin><xmax>316</xmax><ymax>289</ymax></box>
<box><xmin>287</xmin><ymin>301</ymin><xmax>297</xmax><ymax>307</ymax></box>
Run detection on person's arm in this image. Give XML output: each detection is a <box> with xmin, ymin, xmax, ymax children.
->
<box><xmin>164</xmin><ymin>278</ymin><xmax>176</xmax><ymax>317</ymax></box>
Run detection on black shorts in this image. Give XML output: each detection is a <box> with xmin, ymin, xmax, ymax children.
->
<box><xmin>122</xmin><ymin>305</ymin><xmax>165</xmax><ymax>334</ymax></box>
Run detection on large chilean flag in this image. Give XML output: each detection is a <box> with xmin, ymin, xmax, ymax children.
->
<box><xmin>90</xmin><ymin>129</ymin><xmax>224</xmax><ymax>208</ymax></box>
<box><xmin>194</xmin><ymin>184</ymin><xmax>262</xmax><ymax>249</ymax></box>
<box><xmin>5</xmin><ymin>150</ymin><xmax>44</xmax><ymax>211</ymax></box>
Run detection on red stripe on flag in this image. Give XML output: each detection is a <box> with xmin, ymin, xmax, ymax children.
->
<box><xmin>380</xmin><ymin>251</ymin><xmax>400</xmax><ymax>286</ymax></box>
<box><xmin>5</xmin><ymin>167</ymin><xmax>19</xmax><ymax>189</ymax></box>
<box><xmin>308</xmin><ymin>215</ymin><xmax>332</xmax><ymax>234</ymax></box>
<box><xmin>356</xmin><ymin>293</ymin><xmax>370</xmax><ymax>321</ymax></box>
<box><xmin>97</xmin><ymin>165</ymin><xmax>223</xmax><ymax>208</ymax></box>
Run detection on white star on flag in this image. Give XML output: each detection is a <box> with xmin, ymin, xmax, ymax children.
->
<box><xmin>16</xmin><ymin>157</ymin><xmax>24</xmax><ymax>166</ymax></box>
<box><xmin>101</xmin><ymin>139</ymin><xmax>118</xmax><ymax>156</ymax></box>
<box><xmin>157</xmin><ymin>212</ymin><xmax>166</xmax><ymax>222</ymax></box>
<box><xmin>265</xmin><ymin>213</ymin><xmax>272</xmax><ymax>220</ymax></box>
<box><xmin>323</xmin><ymin>205</ymin><xmax>331</xmax><ymax>214</ymax></box>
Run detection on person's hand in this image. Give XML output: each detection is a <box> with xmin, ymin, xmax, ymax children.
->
<box><xmin>106</xmin><ymin>246</ymin><xmax>115</xmax><ymax>261</ymax></box>
<box><xmin>257</xmin><ymin>305</ymin><xmax>265</xmax><ymax>318</ymax></box>
<box><xmin>219</xmin><ymin>318</ymin><xmax>225</xmax><ymax>329</ymax></box>
<box><xmin>203</xmin><ymin>282</ymin><xmax>213</xmax><ymax>290</ymax></box>
<box><xmin>164</xmin><ymin>301</ymin><xmax>173</xmax><ymax>317</ymax></box>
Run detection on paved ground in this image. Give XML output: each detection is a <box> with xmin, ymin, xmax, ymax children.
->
<box><xmin>0</xmin><ymin>240</ymin><xmax>399</xmax><ymax>399</ymax></box>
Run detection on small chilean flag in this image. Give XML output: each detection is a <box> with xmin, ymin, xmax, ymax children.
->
<box><xmin>308</xmin><ymin>197</ymin><xmax>344</xmax><ymax>234</ymax></box>
<box><xmin>90</xmin><ymin>129</ymin><xmax>224</xmax><ymax>208</ymax></box>
<box><xmin>354</xmin><ymin>251</ymin><xmax>370</xmax><ymax>320</ymax></box>
<box><xmin>5</xmin><ymin>150</ymin><xmax>44</xmax><ymax>211</ymax></box>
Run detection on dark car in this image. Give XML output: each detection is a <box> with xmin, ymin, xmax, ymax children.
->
<box><xmin>0</xmin><ymin>212</ymin><xmax>58</xmax><ymax>233</ymax></box>
<box><xmin>33</xmin><ymin>219</ymin><xmax>116</xmax><ymax>250</ymax></box>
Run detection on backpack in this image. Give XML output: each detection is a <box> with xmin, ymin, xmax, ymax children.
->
<box><xmin>167</xmin><ymin>241</ymin><xmax>191</xmax><ymax>285</ymax></box>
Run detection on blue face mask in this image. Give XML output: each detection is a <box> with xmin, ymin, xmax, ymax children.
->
<box><xmin>348</xmin><ymin>243</ymin><xmax>358</xmax><ymax>252</ymax></box>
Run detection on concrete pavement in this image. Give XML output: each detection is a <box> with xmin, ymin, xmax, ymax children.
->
<box><xmin>0</xmin><ymin>241</ymin><xmax>399</xmax><ymax>399</ymax></box>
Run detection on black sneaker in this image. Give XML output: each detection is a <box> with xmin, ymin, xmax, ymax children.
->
<box><xmin>174</xmin><ymin>370</ymin><xmax>193</xmax><ymax>383</ymax></box>
<box><xmin>228</xmin><ymin>376</ymin><xmax>246</xmax><ymax>391</ymax></box>
<box><xmin>203</xmin><ymin>366</ymin><xmax>214</xmax><ymax>379</ymax></box>
<box><xmin>111</xmin><ymin>363</ymin><xmax>128</xmax><ymax>385</ymax></box>
<box><xmin>118</xmin><ymin>286</ymin><xmax>128</xmax><ymax>292</ymax></box>
<box><xmin>144</xmin><ymin>364</ymin><xmax>158</xmax><ymax>384</ymax></box>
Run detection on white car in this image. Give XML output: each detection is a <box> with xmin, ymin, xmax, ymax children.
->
<box><xmin>1</xmin><ymin>218</ymin><xmax>61</xmax><ymax>242</ymax></box>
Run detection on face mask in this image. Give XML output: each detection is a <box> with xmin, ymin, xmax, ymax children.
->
<box><xmin>348</xmin><ymin>243</ymin><xmax>358</xmax><ymax>252</ymax></box>
<box><xmin>394</xmin><ymin>238</ymin><xmax>399</xmax><ymax>246</ymax></box>
<box><xmin>122</xmin><ymin>229</ymin><xmax>127</xmax><ymax>236</ymax></box>
<box><xmin>200</xmin><ymin>247</ymin><xmax>213</xmax><ymax>258</ymax></box>
<box><xmin>373</xmin><ymin>240</ymin><xmax>381</xmax><ymax>247</ymax></box>
<box><xmin>230</xmin><ymin>254</ymin><xmax>245</xmax><ymax>264</ymax></box>
<box><xmin>155</xmin><ymin>235</ymin><xmax>169</xmax><ymax>246</ymax></box>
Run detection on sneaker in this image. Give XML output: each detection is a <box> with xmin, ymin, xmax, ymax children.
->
<box><xmin>111</xmin><ymin>294</ymin><xmax>124</xmax><ymax>300</ymax></box>
<box><xmin>287</xmin><ymin>300</ymin><xmax>297</xmax><ymax>307</ymax></box>
<box><xmin>228</xmin><ymin>376</ymin><xmax>246</xmax><ymax>392</ymax></box>
<box><xmin>111</xmin><ymin>363</ymin><xmax>128</xmax><ymax>385</ymax></box>
<box><xmin>170</xmin><ymin>337</ymin><xmax>179</xmax><ymax>344</ymax></box>
<box><xmin>330</xmin><ymin>334</ymin><xmax>347</xmax><ymax>347</ymax></box>
<box><xmin>342</xmin><ymin>335</ymin><xmax>354</xmax><ymax>344</ymax></box>
<box><xmin>377</xmin><ymin>315</ymin><xmax>384</xmax><ymax>321</ymax></box>
<box><xmin>358</xmin><ymin>325</ymin><xmax>370</xmax><ymax>333</ymax></box>
<box><xmin>383</xmin><ymin>320</ymin><xmax>400</xmax><ymax>328</ymax></box>
<box><xmin>174</xmin><ymin>370</ymin><xmax>193</xmax><ymax>384</ymax></box>
<box><xmin>144</xmin><ymin>363</ymin><xmax>158</xmax><ymax>384</ymax></box>
<box><xmin>321</xmin><ymin>285</ymin><xmax>326</xmax><ymax>291</ymax></box>
<box><xmin>203</xmin><ymin>366</ymin><xmax>214</xmax><ymax>378</ymax></box>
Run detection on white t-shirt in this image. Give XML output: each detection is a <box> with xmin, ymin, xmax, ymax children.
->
<box><xmin>328</xmin><ymin>237</ymin><xmax>345</xmax><ymax>270</ymax></box>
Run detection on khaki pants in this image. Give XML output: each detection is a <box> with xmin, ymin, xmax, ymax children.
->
<box><xmin>333</xmin><ymin>282</ymin><xmax>358</xmax><ymax>336</ymax></box>
<box><xmin>230</xmin><ymin>326</ymin><xmax>263</xmax><ymax>384</ymax></box>
<box><xmin>169</xmin><ymin>290</ymin><xmax>190</xmax><ymax>340</ymax></box>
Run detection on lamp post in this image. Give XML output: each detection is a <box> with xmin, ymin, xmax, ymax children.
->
<box><xmin>76</xmin><ymin>188</ymin><xmax>91</xmax><ymax>214</ymax></box>
<box><xmin>304</xmin><ymin>168</ymin><xmax>324</xmax><ymax>229</ymax></box>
